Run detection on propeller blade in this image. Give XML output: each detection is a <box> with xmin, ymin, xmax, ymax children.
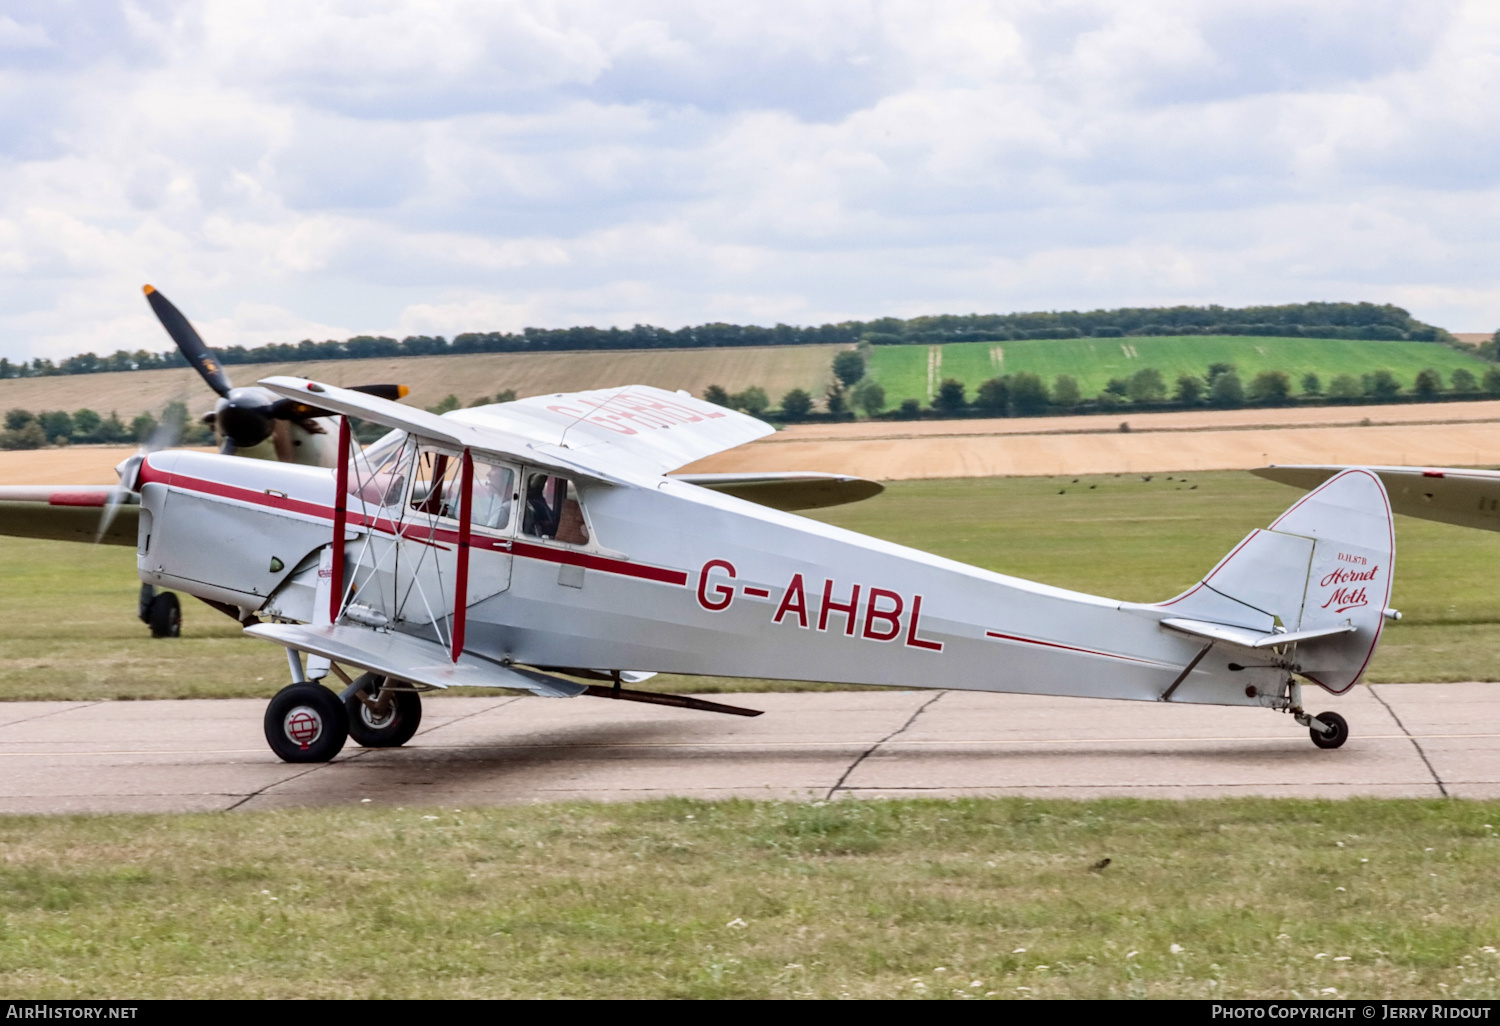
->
<box><xmin>143</xmin><ymin>285</ymin><xmax>233</xmax><ymax>397</ymax></box>
<box><xmin>96</xmin><ymin>408</ymin><xmax>183</xmax><ymax>543</ymax></box>
<box><xmin>348</xmin><ymin>384</ymin><xmax>409</xmax><ymax>402</ymax></box>
<box><xmin>264</xmin><ymin>385</ymin><xmax>408</xmax><ymax>422</ymax></box>
<box><xmin>268</xmin><ymin>397</ymin><xmax>334</xmax><ymax>421</ymax></box>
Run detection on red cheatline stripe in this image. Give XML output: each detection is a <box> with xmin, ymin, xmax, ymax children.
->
<box><xmin>984</xmin><ymin>630</ymin><xmax>1163</xmax><ymax>666</ymax></box>
<box><xmin>49</xmin><ymin>492</ymin><xmax>108</xmax><ymax>507</ymax></box>
<box><xmin>509</xmin><ymin>540</ymin><xmax>688</xmax><ymax>585</ymax></box>
<box><xmin>138</xmin><ymin>459</ymin><xmax>689</xmax><ymax>588</ymax></box>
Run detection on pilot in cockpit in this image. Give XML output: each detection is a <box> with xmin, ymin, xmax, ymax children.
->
<box><xmin>469</xmin><ymin>464</ymin><xmax>515</xmax><ymax>530</ymax></box>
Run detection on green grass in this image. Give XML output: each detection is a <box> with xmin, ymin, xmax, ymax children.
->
<box><xmin>0</xmin><ymin>471</ymin><xmax>1494</xmax><ymax>701</ymax></box>
<box><xmin>1</xmin><ymin>798</ymin><xmax>1498</xmax><ymax>998</ymax></box>
<box><xmin>867</xmin><ymin>336</ymin><xmax>1494</xmax><ymax>406</ymax></box>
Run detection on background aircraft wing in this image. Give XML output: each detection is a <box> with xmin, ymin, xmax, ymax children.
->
<box><xmin>260</xmin><ymin>377</ymin><xmax>772</xmax><ymax>479</ymax></box>
<box><xmin>1254</xmin><ymin>464</ymin><xmax>1500</xmax><ymax>532</ymax></box>
<box><xmin>0</xmin><ymin>486</ymin><xmax>137</xmax><ymax>545</ymax></box>
<box><xmin>669</xmin><ymin>472</ymin><xmax>883</xmax><ymax>510</ymax></box>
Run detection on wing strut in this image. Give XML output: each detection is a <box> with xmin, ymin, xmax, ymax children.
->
<box><xmin>452</xmin><ymin>448</ymin><xmax>473</xmax><ymax>662</ymax></box>
<box><xmin>331</xmin><ymin>417</ymin><xmax>351</xmax><ymax>623</ymax></box>
<box><xmin>1160</xmin><ymin>642</ymin><xmax>1213</xmax><ymax>702</ymax></box>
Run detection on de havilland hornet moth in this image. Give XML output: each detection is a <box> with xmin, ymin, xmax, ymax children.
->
<box><xmin>0</xmin><ymin>289</ymin><xmax>1401</xmax><ymax>764</ymax></box>
<box><xmin>111</xmin><ymin>372</ymin><xmax>1397</xmax><ymax>763</ymax></box>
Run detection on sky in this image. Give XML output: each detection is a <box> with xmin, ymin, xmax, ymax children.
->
<box><xmin>2</xmin><ymin>0</ymin><xmax>1499</xmax><ymax>362</ymax></box>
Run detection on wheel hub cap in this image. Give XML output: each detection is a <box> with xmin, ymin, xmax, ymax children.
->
<box><xmin>284</xmin><ymin>706</ymin><xmax>322</xmax><ymax>749</ymax></box>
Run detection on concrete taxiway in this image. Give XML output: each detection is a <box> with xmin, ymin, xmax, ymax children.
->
<box><xmin>0</xmin><ymin>684</ymin><xmax>1495</xmax><ymax>814</ymax></box>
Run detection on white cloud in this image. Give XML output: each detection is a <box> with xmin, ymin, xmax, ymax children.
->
<box><xmin>1</xmin><ymin>0</ymin><xmax>1498</xmax><ymax>369</ymax></box>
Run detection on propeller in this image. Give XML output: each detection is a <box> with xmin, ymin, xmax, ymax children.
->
<box><xmin>142</xmin><ymin>285</ymin><xmax>408</xmax><ymax>454</ymax></box>
<box><xmin>97</xmin><ymin>405</ymin><xmax>186</xmax><ymax>543</ymax></box>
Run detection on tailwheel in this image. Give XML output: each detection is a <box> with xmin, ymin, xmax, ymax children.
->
<box><xmin>265</xmin><ymin>682</ymin><xmax>348</xmax><ymax>763</ymax></box>
<box><xmin>1310</xmin><ymin>710</ymin><xmax>1349</xmax><ymax>750</ymax></box>
<box><xmin>344</xmin><ymin>673</ymin><xmax>422</xmax><ymax>749</ymax></box>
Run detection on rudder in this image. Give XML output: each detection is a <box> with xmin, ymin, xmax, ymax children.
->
<box><xmin>1154</xmin><ymin>469</ymin><xmax>1394</xmax><ymax>695</ymax></box>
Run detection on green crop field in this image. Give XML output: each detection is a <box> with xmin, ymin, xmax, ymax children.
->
<box><xmin>867</xmin><ymin>336</ymin><xmax>1494</xmax><ymax>405</ymax></box>
<box><xmin>0</xmin><ymin>470</ymin><xmax>1494</xmax><ymax>703</ymax></box>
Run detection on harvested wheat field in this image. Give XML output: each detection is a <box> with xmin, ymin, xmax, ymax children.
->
<box><xmin>7</xmin><ymin>400</ymin><xmax>1500</xmax><ymax>485</ymax></box>
<box><xmin>0</xmin><ymin>345</ymin><xmax>843</xmax><ymax>420</ymax></box>
<box><xmin>683</xmin><ymin>401</ymin><xmax>1500</xmax><ymax>478</ymax></box>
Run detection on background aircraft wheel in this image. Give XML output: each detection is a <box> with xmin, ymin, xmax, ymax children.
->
<box><xmin>344</xmin><ymin>674</ymin><xmax>422</xmax><ymax>749</ymax></box>
<box><xmin>147</xmin><ymin>591</ymin><xmax>181</xmax><ymax>638</ymax></box>
<box><xmin>264</xmin><ymin>682</ymin><xmax>348</xmax><ymax>763</ymax></box>
<box><xmin>1310</xmin><ymin>710</ymin><xmax>1349</xmax><ymax>749</ymax></box>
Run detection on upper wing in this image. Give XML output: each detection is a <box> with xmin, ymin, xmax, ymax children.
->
<box><xmin>259</xmin><ymin>377</ymin><xmax>772</xmax><ymax>479</ymax></box>
<box><xmin>1254</xmin><ymin>464</ymin><xmax>1500</xmax><ymax>532</ymax></box>
<box><xmin>669</xmin><ymin>472</ymin><xmax>883</xmax><ymax>511</ymax></box>
<box><xmin>0</xmin><ymin>486</ymin><xmax>137</xmax><ymax>545</ymax></box>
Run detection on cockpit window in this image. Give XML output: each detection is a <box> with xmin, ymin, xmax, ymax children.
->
<box><xmin>407</xmin><ymin>447</ymin><xmax>516</xmax><ymax>531</ymax></box>
<box><xmin>469</xmin><ymin>461</ymin><xmax>515</xmax><ymax>530</ymax></box>
<box><xmin>409</xmin><ymin>448</ymin><xmax>461</xmax><ymax>518</ymax></box>
<box><xmin>347</xmin><ymin>430</ymin><xmax>408</xmax><ymax>508</ymax></box>
<box><xmin>522</xmin><ymin>473</ymin><xmax>590</xmax><ymax>545</ymax></box>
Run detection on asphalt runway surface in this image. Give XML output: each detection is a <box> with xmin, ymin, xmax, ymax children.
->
<box><xmin>1</xmin><ymin>684</ymin><xmax>1496</xmax><ymax>813</ymax></box>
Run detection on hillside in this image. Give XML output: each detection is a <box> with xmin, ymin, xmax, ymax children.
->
<box><xmin>0</xmin><ymin>345</ymin><xmax>844</xmax><ymax>420</ymax></box>
<box><xmin>869</xmin><ymin>335</ymin><xmax>1493</xmax><ymax>404</ymax></box>
<box><xmin>0</xmin><ymin>333</ymin><xmax>1491</xmax><ymax>425</ymax></box>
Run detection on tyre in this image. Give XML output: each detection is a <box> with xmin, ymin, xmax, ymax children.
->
<box><xmin>147</xmin><ymin>592</ymin><xmax>181</xmax><ymax>638</ymax></box>
<box><xmin>264</xmin><ymin>682</ymin><xmax>348</xmax><ymax>763</ymax></box>
<box><xmin>344</xmin><ymin>674</ymin><xmax>422</xmax><ymax>748</ymax></box>
<box><xmin>1310</xmin><ymin>710</ymin><xmax>1349</xmax><ymax>750</ymax></box>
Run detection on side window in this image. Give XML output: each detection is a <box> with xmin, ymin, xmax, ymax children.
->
<box><xmin>522</xmin><ymin>473</ymin><xmax>590</xmax><ymax>545</ymax></box>
<box><xmin>470</xmin><ymin>460</ymin><xmax>516</xmax><ymax>531</ymax></box>
<box><xmin>409</xmin><ymin>447</ymin><xmax>461</xmax><ymax>518</ymax></box>
<box><xmin>409</xmin><ymin>448</ymin><xmax>517</xmax><ymax>531</ymax></box>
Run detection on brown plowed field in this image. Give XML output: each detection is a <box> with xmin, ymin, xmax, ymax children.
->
<box><xmin>7</xmin><ymin>399</ymin><xmax>1498</xmax><ymax>485</ymax></box>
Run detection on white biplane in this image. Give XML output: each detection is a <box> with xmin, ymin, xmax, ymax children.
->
<box><xmin>111</xmin><ymin>373</ymin><xmax>1396</xmax><ymax>762</ymax></box>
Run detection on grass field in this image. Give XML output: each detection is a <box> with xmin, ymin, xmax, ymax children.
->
<box><xmin>867</xmin><ymin>336</ymin><xmax>1495</xmax><ymax>407</ymax></box>
<box><xmin>1</xmin><ymin>798</ymin><xmax>1498</xmax><ymax>998</ymax></box>
<box><xmin>0</xmin><ymin>470</ymin><xmax>1494</xmax><ymax>702</ymax></box>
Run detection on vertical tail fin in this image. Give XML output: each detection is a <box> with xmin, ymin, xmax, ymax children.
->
<box><xmin>1156</xmin><ymin>469</ymin><xmax>1394</xmax><ymax>694</ymax></box>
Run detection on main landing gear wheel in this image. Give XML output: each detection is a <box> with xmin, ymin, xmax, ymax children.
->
<box><xmin>146</xmin><ymin>591</ymin><xmax>181</xmax><ymax>638</ymax></box>
<box><xmin>1310</xmin><ymin>710</ymin><xmax>1349</xmax><ymax>750</ymax></box>
<box><xmin>265</xmin><ymin>682</ymin><xmax>348</xmax><ymax>763</ymax></box>
<box><xmin>344</xmin><ymin>673</ymin><xmax>422</xmax><ymax>749</ymax></box>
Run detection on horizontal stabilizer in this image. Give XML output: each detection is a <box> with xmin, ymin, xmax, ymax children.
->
<box><xmin>246</xmin><ymin>622</ymin><xmax>589</xmax><ymax>697</ymax></box>
<box><xmin>1160</xmin><ymin>617</ymin><xmax>1356</xmax><ymax>649</ymax></box>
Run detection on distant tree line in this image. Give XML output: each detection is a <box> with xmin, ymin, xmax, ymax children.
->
<box><xmin>0</xmin><ymin>301</ymin><xmax>1467</xmax><ymax>381</ymax></box>
<box><xmin>0</xmin><ymin>402</ymin><xmax>215</xmax><ymax>450</ymax></box>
